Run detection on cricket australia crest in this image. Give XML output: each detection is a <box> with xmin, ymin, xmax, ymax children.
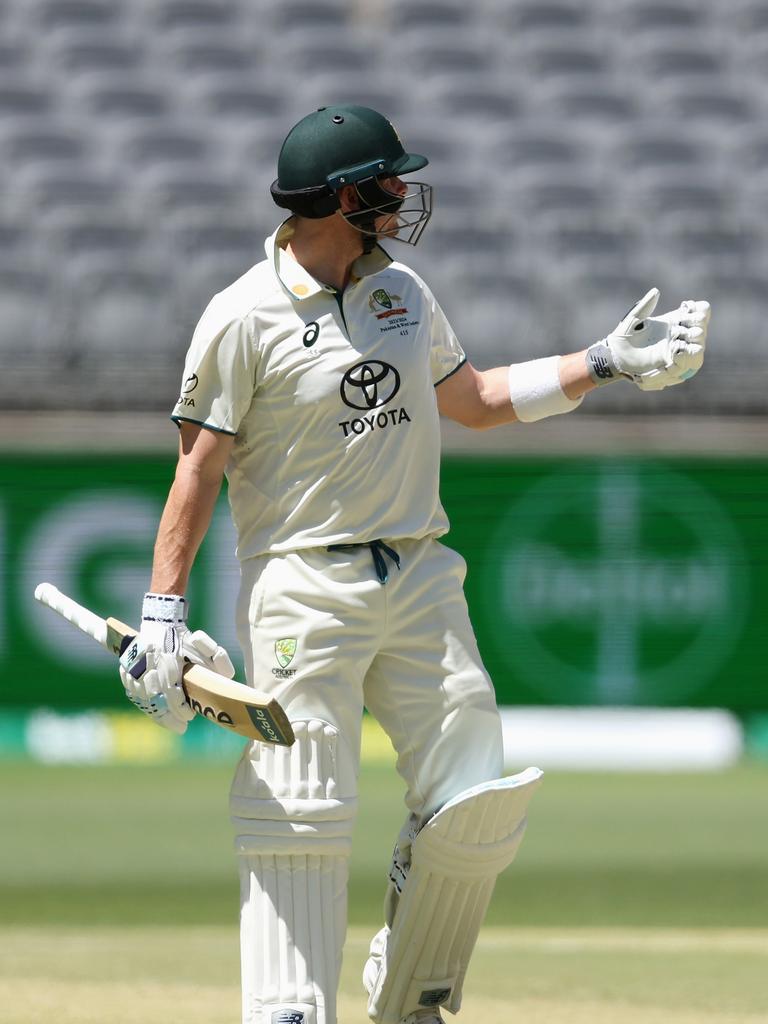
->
<box><xmin>369</xmin><ymin>288</ymin><xmax>408</xmax><ymax>319</ymax></box>
<box><xmin>274</xmin><ymin>638</ymin><xmax>297</xmax><ymax>669</ymax></box>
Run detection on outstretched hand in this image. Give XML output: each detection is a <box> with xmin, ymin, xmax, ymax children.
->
<box><xmin>587</xmin><ymin>288</ymin><xmax>711</xmax><ymax>390</ymax></box>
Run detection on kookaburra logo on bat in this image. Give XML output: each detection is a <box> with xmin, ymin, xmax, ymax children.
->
<box><xmin>188</xmin><ymin>698</ymin><xmax>234</xmax><ymax>726</ymax></box>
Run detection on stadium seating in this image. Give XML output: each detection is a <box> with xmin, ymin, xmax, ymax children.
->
<box><xmin>0</xmin><ymin>0</ymin><xmax>763</xmax><ymax>412</ymax></box>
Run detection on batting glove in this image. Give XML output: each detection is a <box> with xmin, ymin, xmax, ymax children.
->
<box><xmin>118</xmin><ymin>593</ymin><xmax>235</xmax><ymax>735</ymax></box>
<box><xmin>586</xmin><ymin>288</ymin><xmax>710</xmax><ymax>391</ymax></box>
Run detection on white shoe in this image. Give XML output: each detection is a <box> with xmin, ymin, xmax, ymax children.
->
<box><xmin>400</xmin><ymin>1011</ymin><xmax>444</xmax><ymax>1024</ymax></box>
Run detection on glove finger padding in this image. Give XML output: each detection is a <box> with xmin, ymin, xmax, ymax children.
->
<box><xmin>635</xmin><ymin>369</ymin><xmax>687</xmax><ymax>391</ymax></box>
<box><xmin>119</xmin><ymin>663</ymin><xmax>143</xmax><ymax>704</ymax></box>
<box><xmin>617</xmin><ymin>287</ymin><xmax>660</xmax><ymax>330</ymax></box>
<box><xmin>670</xmin><ymin>339</ymin><xmax>705</xmax><ymax>379</ymax></box>
<box><xmin>682</xmin><ymin>299</ymin><xmax>711</xmax><ymax>321</ymax></box>
<box><xmin>184</xmin><ymin>629</ymin><xmax>236</xmax><ymax>678</ymax></box>
<box><xmin>119</xmin><ymin>633</ymin><xmax>191</xmax><ymax>733</ymax></box>
<box><xmin>142</xmin><ymin>648</ymin><xmax>194</xmax><ymax>726</ymax></box>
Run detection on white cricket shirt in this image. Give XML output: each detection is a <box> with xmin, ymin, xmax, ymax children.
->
<box><xmin>172</xmin><ymin>218</ymin><xmax>466</xmax><ymax>560</ymax></box>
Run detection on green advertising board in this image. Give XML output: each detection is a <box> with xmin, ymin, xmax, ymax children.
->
<box><xmin>0</xmin><ymin>455</ymin><xmax>765</xmax><ymax>711</ymax></box>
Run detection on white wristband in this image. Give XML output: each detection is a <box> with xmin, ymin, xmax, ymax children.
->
<box><xmin>140</xmin><ymin>593</ymin><xmax>188</xmax><ymax>643</ymax></box>
<box><xmin>508</xmin><ymin>356</ymin><xmax>584</xmax><ymax>423</ymax></box>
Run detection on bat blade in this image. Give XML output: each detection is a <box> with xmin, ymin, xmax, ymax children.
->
<box><xmin>35</xmin><ymin>583</ymin><xmax>294</xmax><ymax>746</ymax></box>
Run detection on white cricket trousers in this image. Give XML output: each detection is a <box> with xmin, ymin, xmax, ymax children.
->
<box><xmin>230</xmin><ymin>536</ymin><xmax>503</xmax><ymax>1024</ymax></box>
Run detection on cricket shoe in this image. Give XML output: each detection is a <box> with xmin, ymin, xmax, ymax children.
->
<box><xmin>400</xmin><ymin>1011</ymin><xmax>444</xmax><ymax>1024</ymax></box>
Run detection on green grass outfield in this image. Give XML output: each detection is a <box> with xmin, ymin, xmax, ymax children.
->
<box><xmin>2</xmin><ymin>759</ymin><xmax>767</xmax><ymax>1022</ymax></box>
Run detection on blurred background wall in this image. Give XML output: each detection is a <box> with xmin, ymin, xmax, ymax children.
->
<box><xmin>0</xmin><ymin>0</ymin><xmax>767</xmax><ymax>412</ymax></box>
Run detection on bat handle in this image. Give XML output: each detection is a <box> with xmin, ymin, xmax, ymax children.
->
<box><xmin>34</xmin><ymin>582</ymin><xmax>108</xmax><ymax>648</ymax></box>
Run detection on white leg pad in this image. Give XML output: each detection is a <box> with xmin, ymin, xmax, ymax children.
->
<box><xmin>232</xmin><ymin>720</ymin><xmax>357</xmax><ymax>1024</ymax></box>
<box><xmin>364</xmin><ymin>767</ymin><xmax>543</xmax><ymax>1024</ymax></box>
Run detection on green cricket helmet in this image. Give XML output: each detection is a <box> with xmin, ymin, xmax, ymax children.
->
<box><xmin>270</xmin><ymin>104</ymin><xmax>433</xmax><ymax>247</ymax></box>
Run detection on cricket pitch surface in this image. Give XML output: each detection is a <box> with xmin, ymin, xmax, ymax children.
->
<box><xmin>2</xmin><ymin>925</ymin><xmax>767</xmax><ymax>1024</ymax></box>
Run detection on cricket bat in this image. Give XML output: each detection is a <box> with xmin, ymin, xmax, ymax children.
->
<box><xmin>34</xmin><ymin>583</ymin><xmax>294</xmax><ymax>746</ymax></box>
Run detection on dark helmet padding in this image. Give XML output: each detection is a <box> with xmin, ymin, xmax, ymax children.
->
<box><xmin>269</xmin><ymin>180</ymin><xmax>340</xmax><ymax>219</ymax></box>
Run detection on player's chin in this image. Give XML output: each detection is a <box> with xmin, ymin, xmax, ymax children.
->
<box><xmin>375</xmin><ymin>214</ymin><xmax>401</xmax><ymax>237</ymax></box>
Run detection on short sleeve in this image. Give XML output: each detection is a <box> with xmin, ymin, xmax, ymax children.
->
<box><xmin>427</xmin><ymin>289</ymin><xmax>466</xmax><ymax>386</ymax></box>
<box><xmin>171</xmin><ymin>307</ymin><xmax>256</xmax><ymax>435</ymax></box>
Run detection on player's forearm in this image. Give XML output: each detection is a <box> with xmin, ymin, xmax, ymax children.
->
<box><xmin>558</xmin><ymin>350</ymin><xmax>599</xmax><ymax>400</ymax></box>
<box><xmin>149</xmin><ymin>463</ymin><xmax>222</xmax><ymax>594</ymax></box>
<box><xmin>471</xmin><ymin>353</ymin><xmax>595</xmax><ymax>428</ymax></box>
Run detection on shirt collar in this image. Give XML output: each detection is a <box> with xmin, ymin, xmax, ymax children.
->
<box><xmin>266</xmin><ymin>217</ymin><xmax>393</xmax><ymax>300</ymax></box>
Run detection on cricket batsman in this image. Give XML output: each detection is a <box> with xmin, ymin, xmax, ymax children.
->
<box><xmin>118</xmin><ymin>106</ymin><xmax>711</xmax><ymax>1024</ymax></box>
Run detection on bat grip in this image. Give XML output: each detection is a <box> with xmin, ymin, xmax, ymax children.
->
<box><xmin>34</xmin><ymin>582</ymin><xmax>108</xmax><ymax>648</ymax></box>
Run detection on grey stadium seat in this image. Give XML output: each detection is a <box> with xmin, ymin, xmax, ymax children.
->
<box><xmin>655</xmin><ymin>224</ymin><xmax>760</xmax><ymax>277</ymax></box>
<box><xmin>163</xmin><ymin>40</ymin><xmax>256</xmax><ymax>75</ymax></box>
<box><xmin>171</xmin><ymin>218</ymin><xmax>262</xmax><ymax>268</ymax></box>
<box><xmin>730</xmin><ymin>127</ymin><xmax>768</xmax><ymax>173</ymax></box>
<box><xmin>731</xmin><ymin>0</ymin><xmax>768</xmax><ymax>38</ymax></box>
<box><xmin>502</xmin><ymin>0</ymin><xmax>591</xmax><ymax>33</ymax></box>
<box><xmin>427</xmin><ymin>180</ymin><xmax>478</xmax><ymax>217</ymax></box>
<box><xmin>267</xmin><ymin>0</ymin><xmax>350</xmax><ymax>32</ymax></box>
<box><xmin>0</xmin><ymin>268</ymin><xmax>54</xmax><ymax>359</ymax></box>
<box><xmin>653</xmin><ymin>81</ymin><xmax>757</xmax><ymax>126</ymax></box>
<box><xmin>69</xmin><ymin>266</ymin><xmax>179</xmax><ymax>356</ymax></box>
<box><xmin>149</xmin><ymin>0</ymin><xmax>241</xmax><ymax>32</ymax></box>
<box><xmin>0</xmin><ymin>76</ymin><xmax>54</xmax><ymax>120</ymax></box>
<box><xmin>537</xmin><ymin>83</ymin><xmax>641</xmax><ymax>124</ymax></box>
<box><xmin>608</xmin><ymin>125</ymin><xmax>708</xmax><ymax>176</ymax></box>
<box><xmin>69</xmin><ymin>73</ymin><xmax>172</xmax><ymax>121</ymax></box>
<box><xmin>0</xmin><ymin>219</ymin><xmax>39</xmax><ymax>264</ymax></box>
<box><xmin>386</xmin><ymin>0</ymin><xmax>473</xmax><ymax>30</ymax></box>
<box><xmin>627</xmin><ymin>42</ymin><xmax>726</xmax><ymax>85</ymax></box>
<box><xmin>522</xmin><ymin>42</ymin><xmax>610</xmax><ymax>83</ymax></box>
<box><xmin>395</xmin><ymin>34</ymin><xmax>493</xmax><ymax>80</ymax></box>
<box><xmin>139</xmin><ymin>167</ymin><xmax>241</xmax><ymax>219</ymax></box>
<box><xmin>183</xmin><ymin>80</ymin><xmax>288</xmax><ymax>125</ymax></box>
<box><xmin>56</xmin><ymin>265</ymin><xmax>183</xmax><ymax>409</ymax></box>
<box><xmin>271</xmin><ymin>36</ymin><xmax>376</xmax><ymax>77</ymax></box>
<box><xmin>22</xmin><ymin>171</ymin><xmax>123</xmax><ymax>218</ymax></box>
<box><xmin>446</xmin><ymin>267</ymin><xmax>558</xmax><ymax>364</ymax></box>
<box><xmin>3</xmin><ymin>125</ymin><xmax>91</xmax><ymax>171</ymax></box>
<box><xmin>116</xmin><ymin>123</ymin><xmax>211</xmax><ymax>174</ymax></box>
<box><xmin>550</xmin><ymin>269</ymin><xmax>662</xmax><ymax>344</ymax></box>
<box><xmin>490</xmin><ymin>125</ymin><xmax>591</xmax><ymax>179</ymax></box>
<box><xmin>691</xmin><ymin>272</ymin><xmax>767</xmax><ymax>357</ymax></box>
<box><xmin>45</xmin><ymin>36</ymin><xmax>144</xmax><ymax>75</ymax></box>
<box><xmin>419</xmin><ymin>220</ymin><xmax>511</xmax><ymax>265</ymax></box>
<box><xmin>0</xmin><ymin>34</ymin><xmax>32</xmax><ymax>72</ymax></box>
<box><xmin>509</xmin><ymin>175</ymin><xmax>611</xmax><ymax>226</ymax></box>
<box><xmin>29</xmin><ymin>0</ymin><xmax>122</xmax><ymax>33</ymax></box>
<box><xmin>612</xmin><ymin>0</ymin><xmax>708</xmax><ymax>33</ymax></box>
<box><xmin>631</xmin><ymin>172</ymin><xmax>731</xmax><ymax>222</ymax></box>
<box><xmin>426</xmin><ymin>81</ymin><xmax>523</xmax><ymax>123</ymax></box>
<box><xmin>539</xmin><ymin>222</ymin><xmax>642</xmax><ymax>278</ymax></box>
<box><xmin>50</xmin><ymin>218</ymin><xmax>159</xmax><ymax>279</ymax></box>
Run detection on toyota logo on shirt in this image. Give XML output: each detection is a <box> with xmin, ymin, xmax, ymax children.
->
<box><xmin>340</xmin><ymin>360</ymin><xmax>401</xmax><ymax>411</ymax></box>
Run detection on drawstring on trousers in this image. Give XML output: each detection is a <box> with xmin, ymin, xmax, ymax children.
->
<box><xmin>327</xmin><ymin>539</ymin><xmax>401</xmax><ymax>584</ymax></box>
